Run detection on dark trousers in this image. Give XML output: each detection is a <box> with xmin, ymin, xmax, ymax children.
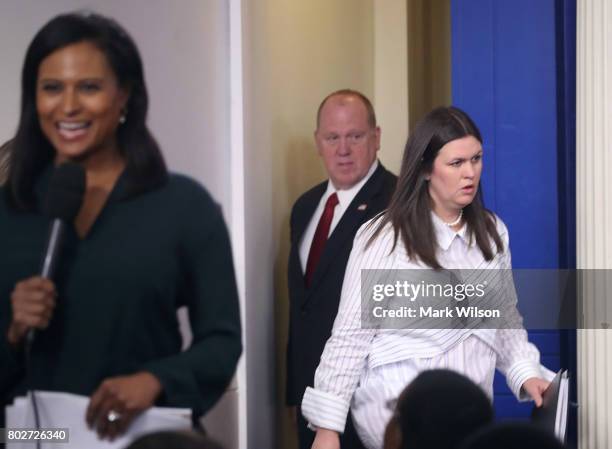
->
<box><xmin>297</xmin><ymin>408</ymin><xmax>367</xmax><ymax>449</ymax></box>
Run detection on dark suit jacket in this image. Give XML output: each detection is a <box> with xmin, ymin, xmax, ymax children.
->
<box><xmin>286</xmin><ymin>163</ymin><xmax>397</xmax><ymax>405</ymax></box>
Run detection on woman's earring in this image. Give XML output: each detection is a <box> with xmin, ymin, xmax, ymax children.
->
<box><xmin>119</xmin><ymin>109</ymin><xmax>127</xmax><ymax>124</ymax></box>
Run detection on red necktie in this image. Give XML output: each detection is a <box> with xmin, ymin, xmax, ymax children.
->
<box><xmin>305</xmin><ymin>192</ymin><xmax>339</xmax><ymax>288</ymax></box>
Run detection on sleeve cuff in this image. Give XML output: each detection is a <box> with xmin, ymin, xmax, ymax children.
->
<box><xmin>301</xmin><ymin>387</ymin><xmax>350</xmax><ymax>433</ymax></box>
<box><xmin>142</xmin><ymin>362</ymin><xmax>195</xmax><ymax>409</ymax></box>
<box><xmin>505</xmin><ymin>359</ymin><xmax>547</xmax><ymax>401</ymax></box>
<box><xmin>0</xmin><ymin>339</ymin><xmax>24</xmax><ymax>386</ymax></box>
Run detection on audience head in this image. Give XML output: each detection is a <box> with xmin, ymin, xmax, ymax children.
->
<box><xmin>388</xmin><ymin>369</ymin><xmax>494</xmax><ymax>449</ymax></box>
<box><xmin>383</xmin><ymin>414</ymin><xmax>402</xmax><ymax>449</ymax></box>
<box><xmin>124</xmin><ymin>430</ymin><xmax>224</xmax><ymax>449</ymax></box>
<box><xmin>314</xmin><ymin>89</ymin><xmax>380</xmax><ymax>190</ymax></box>
<box><xmin>458</xmin><ymin>422</ymin><xmax>567</xmax><ymax>449</ymax></box>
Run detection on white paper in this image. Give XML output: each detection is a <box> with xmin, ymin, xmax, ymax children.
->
<box><xmin>555</xmin><ymin>371</ymin><xmax>569</xmax><ymax>442</ymax></box>
<box><xmin>6</xmin><ymin>391</ymin><xmax>191</xmax><ymax>449</ymax></box>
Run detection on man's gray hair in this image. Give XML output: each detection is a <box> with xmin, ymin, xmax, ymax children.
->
<box><xmin>316</xmin><ymin>89</ymin><xmax>377</xmax><ymax>130</ymax></box>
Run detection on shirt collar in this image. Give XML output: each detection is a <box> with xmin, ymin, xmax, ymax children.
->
<box><xmin>324</xmin><ymin>159</ymin><xmax>379</xmax><ymax>208</ymax></box>
<box><xmin>431</xmin><ymin>211</ymin><xmax>469</xmax><ymax>251</ymax></box>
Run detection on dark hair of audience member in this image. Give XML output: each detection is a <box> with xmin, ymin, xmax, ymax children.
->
<box><xmin>458</xmin><ymin>422</ymin><xmax>567</xmax><ymax>449</ymax></box>
<box><xmin>123</xmin><ymin>430</ymin><xmax>224</xmax><ymax>449</ymax></box>
<box><xmin>392</xmin><ymin>369</ymin><xmax>494</xmax><ymax>449</ymax></box>
<box><xmin>7</xmin><ymin>11</ymin><xmax>167</xmax><ymax>211</ymax></box>
<box><xmin>383</xmin><ymin>414</ymin><xmax>402</xmax><ymax>449</ymax></box>
<box><xmin>367</xmin><ymin>106</ymin><xmax>503</xmax><ymax>269</ymax></box>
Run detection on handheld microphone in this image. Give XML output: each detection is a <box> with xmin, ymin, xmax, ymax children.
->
<box><xmin>26</xmin><ymin>162</ymin><xmax>85</xmax><ymax>345</ymax></box>
<box><xmin>24</xmin><ymin>163</ymin><xmax>84</xmax><ymax>445</ymax></box>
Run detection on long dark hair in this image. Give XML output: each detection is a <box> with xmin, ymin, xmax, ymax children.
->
<box><xmin>7</xmin><ymin>11</ymin><xmax>167</xmax><ymax>210</ymax></box>
<box><xmin>369</xmin><ymin>106</ymin><xmax>503</xmax><ymax>269</ymax></box>
<box><xmin>0</xmin><ymin>139</ymin><xmax>12</xmax><ymax>186</ymax></box>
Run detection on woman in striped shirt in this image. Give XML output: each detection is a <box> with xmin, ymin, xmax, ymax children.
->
<box><xmin>302</xmin><ymin>107</ymin><xmax>553</xmax><ymax>449</ymax></box>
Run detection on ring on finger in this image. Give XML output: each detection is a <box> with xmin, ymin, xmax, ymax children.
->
<box><xmin>106</xmin><ymin>410</ymin><xmax>122</xmax><ymax>423</ymax></box>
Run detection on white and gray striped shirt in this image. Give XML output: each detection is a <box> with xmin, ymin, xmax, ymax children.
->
<box><xmin>301</xmin><ymin>213</ymin><xmax>552</xmax><ymax>448</ymax></box>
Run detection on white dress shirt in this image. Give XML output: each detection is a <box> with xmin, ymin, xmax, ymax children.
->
<box><xmin>301</xmin><ymin>213</ymin><xmax>554</xmax><ymax>449</ymax></box>
<box><xmin>299</xmin><ymin>160</ymin><xmax>379</xmax><ymax>273</ymax></box>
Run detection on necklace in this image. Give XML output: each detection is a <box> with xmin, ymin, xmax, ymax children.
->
<box><xmin>444</xmin><ymin>209</ymin><xmax>463</xmax><ymax>227</ymax></box>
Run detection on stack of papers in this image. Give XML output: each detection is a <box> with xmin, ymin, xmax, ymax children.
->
<box><xmin>6</xmin><ymin>391</ymin><xmax>192</xmax><ymax>449</ymax></box>
<box><xmin>531</xmin><ymin>369</ymin><xmax>569</xmax><ymax>442</ymax></box>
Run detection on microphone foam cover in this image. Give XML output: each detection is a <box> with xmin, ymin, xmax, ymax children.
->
<box><xmin>44</xmin><ymin>162</ymin><xmax>86</xmax><ymax>221</ymax></box>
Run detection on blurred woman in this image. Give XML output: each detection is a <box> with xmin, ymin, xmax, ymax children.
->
<box><xmin>302</xmin><ymin>107</ymin><xmax>552</xmax><ymax>449</ymax></box>
<box><xmin>0</xmin><ymin>12</ymin><xmax>241</xmax><ymax>439</ymax></box>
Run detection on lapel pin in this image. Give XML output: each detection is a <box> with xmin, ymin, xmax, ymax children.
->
<box><xmin>357</xmin><ymin>204</ymin><xmax>368</xmax><ymax>211</ymax></box>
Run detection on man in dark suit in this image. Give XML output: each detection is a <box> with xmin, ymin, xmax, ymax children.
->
<box><xmin>286</xmin><ymin>89</ymin><xmax>397</xmax><ymax>449</ymax></box>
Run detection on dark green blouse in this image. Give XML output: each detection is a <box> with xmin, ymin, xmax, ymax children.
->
<box><xmin>0</xmin><ymin>168</ymin><xmax>241</xmax><ymax>419</ymax></box>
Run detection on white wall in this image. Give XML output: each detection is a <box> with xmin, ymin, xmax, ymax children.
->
<box><xmin>374</xmin><ymin>0</ymin><xmax>408</xmax><ymax>172</ymax></box>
